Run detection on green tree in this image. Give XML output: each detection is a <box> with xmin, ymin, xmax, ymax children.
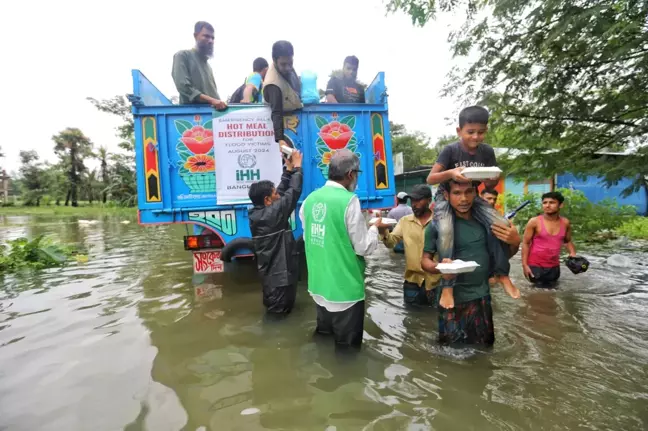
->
<box><xmin>43</xmin><ymin>163</ymin><xmax>69</xmax><ymax>206</ymax></box>
<box><xmin>87</xmin><ymin>96</ymin><xmax>134</xmax><ymax>141</ymax></box>
<box><xmin>53</xmin><ymin>128</ymin><xmax>94</xmax><ymax>207</ymax></box>
<box><xmin>17</xmin><ymin>150</ymin><xmax>46</xmax><ymax>206</ymax></box>
<box><xmin>88</xmin><ymin>96</ymin><xmax>137</xmax><ymax>206</ymax></box>
<box><xmin>107</xmin><ymin>145</ymin><xmax>137</xmax><ymax>207</ymax></box>
<box><xmin>97</xmin><ymin>146</ymin><xmax>109</xmax><ymax>204</ymax></box>
<box><xmin>390</xmin><ymin>122</ymin><xmax>437</xmax><ymax>170</ymax></box>
<box><xmin>80</xmin><ymin>169</ymin><xmax>103</xmax><ymax>204</ymax></box>
<box><xmin>388</xmin><ymin>0</ymin><xmax>648</xmax><ymax>198</ymax></box>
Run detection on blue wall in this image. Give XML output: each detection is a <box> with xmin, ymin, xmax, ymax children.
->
<box><xmin>556</xmin><ymin>174</ymin><xmax>647</xmax><ymax>215</ymax></box>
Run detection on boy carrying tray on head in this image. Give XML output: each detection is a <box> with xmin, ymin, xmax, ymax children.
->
<box><xmin>426</xmin><ymin>106</ymin><xmax>521</xmax><ymax>309</ymax></box>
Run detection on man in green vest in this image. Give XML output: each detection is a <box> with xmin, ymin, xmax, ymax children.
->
<box><xmin>263</xmin><ymin>41</ymin><xmax>303</xmax><ymax>150</ymax></box>
<box><xmin>299</xmin><ymin>149</ymin><xmax>381</xmax><ymax>350</ymax></box>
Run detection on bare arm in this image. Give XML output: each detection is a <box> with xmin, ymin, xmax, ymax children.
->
<box><xmin>380</xmin><ymin>220</ymin><xmax>404</xmax><ymax>249</ymax></box>
<box><xmin>427</xmin><ymin>163</ymin><xmax>451</xmax><ymax>185</ymax></box>
<box><xmin>325</xmin><ymin>78</ymin><xmax>339</xmax><ymax>104</ymax></box>
<box><xmin>521</xmin><ymin>218</ymin><xmax>537</xmax><ymax>277</ymax></box>
<box><xmin>325</xmin><ymin>94</ymin><xmax>338</xmax><ymax>103</ymax></box>
<box><xmin>421</xmin><ymin>252</ymin><xmax>441</xmax><ymax>274</ymax></box>
<box><xmin>564</xmin><ymin>219</ymin><xmax>577</xmax><ymax>256</ymax></box>
<box><xmin>507</xmin><ymin>224</ymin><xmax>521</xmax><ymax>257</ymax></box>
<box><xmin>426</xmin><ymin>163</ymin><xmax>468</xmax><ymax>185</ymax></box>
<box><xmin>242</xmin><ymin>84</ymin><xmax>256</xmax><ymax>103</ymax></box>
<box><xmin>491</xmin><ymin>221</ymin><xmax>521</xmax><ymax>257</ymax></box>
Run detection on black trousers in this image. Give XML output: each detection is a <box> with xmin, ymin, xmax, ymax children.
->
<box><xmin>315</xmin><ymin>300</ymin><xmax>365</xmax><ymax>348</ymax></box>
<box><xmin>528</xmin><ymin>266</ymin><xmax>561</xmax><ymax>288</ymax></box>
<box><xmin>403</xmin><ymin>280</ymin><xmax>436</xmax><ymax>306</ymax></box>
<box><xmin>263</xmin><ymin>284</ymin><xmax>297</xmax><ymax>314</ymax></box>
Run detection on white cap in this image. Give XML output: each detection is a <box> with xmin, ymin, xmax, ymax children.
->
<box><xmin>397</xmin><ymin>192</ymin><xmax>408</xmax><ymax>200</ymax></box>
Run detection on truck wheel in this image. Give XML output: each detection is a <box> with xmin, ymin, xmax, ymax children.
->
<box><xmin>221</xmin><ymin>238</ymin><xmax>254</xmax><ymax>263</ymax></box>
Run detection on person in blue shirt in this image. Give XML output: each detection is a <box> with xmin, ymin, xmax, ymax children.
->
<box><xmin>388</xmin><ymin>192</ymin><xmax>414</xmax><ymax>221</ymax></box>
<box><xmin>242</xmin><ymin>57</ymin><xmax>269</xmax><ymax>103</ymax></box>
<box><xmin>229</xmin><ymin>58</ymin><xmax>269</xmax><ymax>104</ymax></box>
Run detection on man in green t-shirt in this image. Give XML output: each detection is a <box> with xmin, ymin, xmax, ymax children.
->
<box><xmin>421</xmin><ymin>179</ymin><xmax>520</xmax><ymax>346</ymax></box>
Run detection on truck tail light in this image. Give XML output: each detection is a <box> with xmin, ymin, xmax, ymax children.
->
<box><xmin>183</xmin><ymin>234</ymin><xmax>224</xmax><ymax>251</ymax></box>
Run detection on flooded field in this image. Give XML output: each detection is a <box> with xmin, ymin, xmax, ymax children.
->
<box><xmin>0</xmin><ymin>215</ymin><xmax>647</xmax><ymax>430</ymax></box>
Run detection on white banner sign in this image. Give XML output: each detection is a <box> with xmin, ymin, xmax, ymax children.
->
<box><xmin>393</xmin><ymin>152</ymin><xmax>404</xmax><ymax>175</ymax></box>
<box><xmin>213</xmin><ymin>107</ymin><xmax>283</xmax><ymax>205</ymax></box>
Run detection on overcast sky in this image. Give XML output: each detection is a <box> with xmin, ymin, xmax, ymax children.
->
<box><xmin>0</xmin><ymin>0</ymin><xmax>465</xmax><ymax>173</ymax></box>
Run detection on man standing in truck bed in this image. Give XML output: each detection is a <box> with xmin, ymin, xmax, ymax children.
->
<box><xmin>172</xmin><ymin>21</ymin><xmax>227</xmax><ymax>110</ymax></box>
<box><xmin>263</xmin><ymin>41</ymin><xmax>303</xmax><ymax>150</ymax></box>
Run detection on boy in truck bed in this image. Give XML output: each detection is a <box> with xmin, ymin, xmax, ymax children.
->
<box><xmin>426</xmin><ymin>106</ymin><xmax>521</xmax><ymax>308</ymax></box>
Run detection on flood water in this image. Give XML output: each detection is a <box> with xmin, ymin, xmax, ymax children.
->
<box><xmin>0</xmin><ymin>215</ymin><xmax>647</xmax><ymax>431</ymax></box>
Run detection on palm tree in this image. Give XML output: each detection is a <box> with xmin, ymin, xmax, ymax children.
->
<box><xmin>81</xmin><ymin>169</ymin><xmax>102</xmax><ymax>204</ymax></box>
<box><xmin>98</xmin><ymin>146</ymin><xmax>109</xmax><ymax>203</ymax></box>
<box><xmin>53</xmin><ymin>128</ymin><xmax>94</xmax><ymax>207</ymax></box>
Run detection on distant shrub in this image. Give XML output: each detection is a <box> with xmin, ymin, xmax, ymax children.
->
<box><xmin>615</xmin><ymin>217</ymin><xmax>648</xmax><ymax>240</ymax></box>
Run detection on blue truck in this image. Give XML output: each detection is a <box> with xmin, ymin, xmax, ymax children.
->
<box><xmin>130</xmin><ymin>70</ymin><xmax>396</xmax><ymax>273</ymax></box>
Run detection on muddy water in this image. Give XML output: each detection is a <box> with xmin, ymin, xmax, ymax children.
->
<box><xmin>0</xmin><ymin>215</ymin><xmax>647</xmax><ymax>430</ymax></box>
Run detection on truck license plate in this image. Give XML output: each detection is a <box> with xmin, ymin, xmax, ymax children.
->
<box><xmin>192</xmin><ymin>250</ymin><xmax>224</xmax><ymax>274</ymax></box>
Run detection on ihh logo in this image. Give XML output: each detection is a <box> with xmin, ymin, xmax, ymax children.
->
<box><xmin>311</xmin><ymin>223</ymin><xmax>325</xmax><ymax>237</ymax></box>
<box><xmin>236</xmin><ymin>169</ymin><xmax>260</xmax><ymax>181</ymax></box>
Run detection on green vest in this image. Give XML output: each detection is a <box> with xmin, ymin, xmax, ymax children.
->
<box><xmin>303</xmin><ymin>185</ymin><xmax>365</xmax><ymax>302</ymax></box>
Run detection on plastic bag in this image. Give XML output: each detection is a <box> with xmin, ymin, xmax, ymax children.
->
<box><xmin>300</xmin><ymin>70</ymin><xmax>320</xmax><ymax>104</ymax></box>
<box><xmin>565</xmin><ymin>256</ymin><xmax>590</xmax><ymax>274</ymax></box>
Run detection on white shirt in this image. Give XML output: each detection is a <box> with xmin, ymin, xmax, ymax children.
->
<box><xmin>299</xmin><ymin>181</ymin><xmax>380</xmax><ymax>312</ymax></box>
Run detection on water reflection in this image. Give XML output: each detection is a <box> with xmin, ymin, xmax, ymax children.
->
<box><xmin>0</xmin><ymin>217</ymin><xmax>646</xmax><ymax>430</ymax></box>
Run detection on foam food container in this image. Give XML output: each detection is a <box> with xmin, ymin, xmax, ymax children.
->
<box><xmin>461</xmin><ymin>167</ymin><xmax>502</xmax><ymax>180</ymax></box>
<box><xmin>436</xmin><ymin>259</ymin><xmax>480</xmax><ymax>274</ymax></box>
<box><xmin>369</xmin><ymin>217</ymin><xmax>398</xmax><ymax>225</ymax></box>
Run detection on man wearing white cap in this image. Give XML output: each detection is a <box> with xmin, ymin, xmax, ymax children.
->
<box><xmin>388</xmin><ymin>191</ymin><xmax>413</xmax><ymax>221</ymax></box>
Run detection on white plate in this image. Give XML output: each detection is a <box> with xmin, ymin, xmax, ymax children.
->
<box><xmin>461</xmin><ymin>166</ymin><xmax>502</xmax><ymax>180</ymax></box>
<box><xmin>369</xmin><ymin>217</ymin><xmax>398</xmax><ymax>225</ymax></box>
<box><xmin>436</xmin><ymin>259</ymin><xmax>480</xmax><ymax>274</ymax></box>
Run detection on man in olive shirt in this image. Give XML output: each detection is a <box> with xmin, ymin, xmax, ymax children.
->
<box><xmin>421</xmin><ymin>180</ymin><xmax>519</xmax><ymax>346</ymax></box>
<box><xmin>172</xmin><ymin>21</ymin><xmax>227</xmax><ymax>109</ymax></box>
<box><xmin>377</xmin><ymin>185</ymin><xmax>440</xmax><ymax>306</ymax></box>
